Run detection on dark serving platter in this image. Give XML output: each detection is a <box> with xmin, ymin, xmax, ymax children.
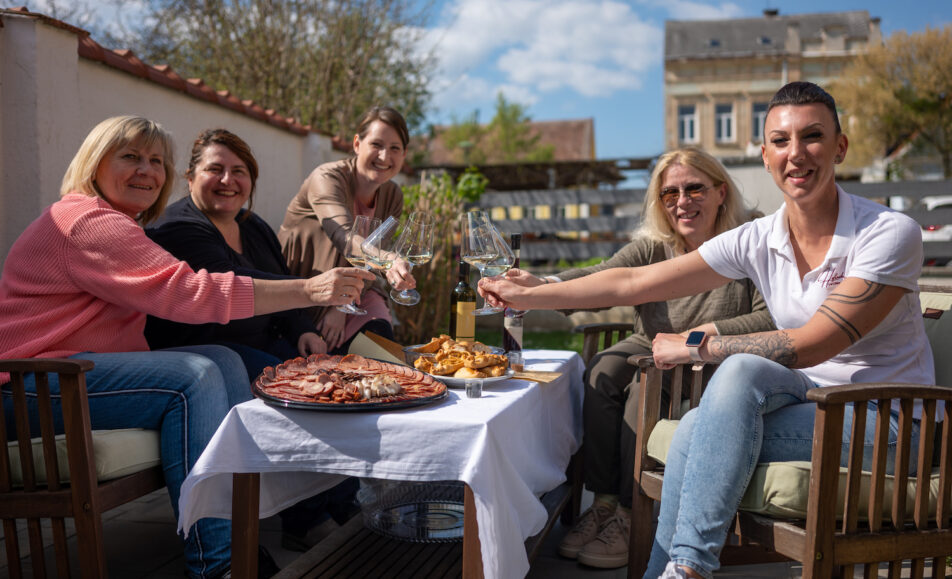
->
<box><xmin>252</xmin><ymin>380</ymin><xmax>449</xmax><ymax>412</ymax></box>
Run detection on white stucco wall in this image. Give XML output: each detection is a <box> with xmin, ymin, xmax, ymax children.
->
<box><xmin>0</xmin><ymin>11</ymin><xmax>337</xmax><ymax>267</ymax></box>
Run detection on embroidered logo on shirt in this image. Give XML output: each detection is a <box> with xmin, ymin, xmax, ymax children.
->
<box><xmin>817</xmin><ymin>269</ymin><xmax>845</xmax><ymax>288</ymax></box>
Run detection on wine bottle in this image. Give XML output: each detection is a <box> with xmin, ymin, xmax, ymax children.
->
<box><xmin>502</xmin><ymin>234</ymin><xmax>524</xmax><ymax>352</ymax></box>
<box><xmin>449</xmin><ymin>261</ymin><xmax>477</xmax><ymax>342</ymax></box>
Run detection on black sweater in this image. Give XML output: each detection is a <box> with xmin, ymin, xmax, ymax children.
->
<box><xmin>144</xmin><ymin>196</ymin><xmax>314</xmax><ymax>354</ymax></box>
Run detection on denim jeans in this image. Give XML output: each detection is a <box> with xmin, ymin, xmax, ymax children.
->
<box><xmin>643</xmin><ymin>354</ymin><xmax>921</xmax><ymax>579</ymax></box>
<box><xmin>5</xmin><ymin>345</ymin><xmax>251</xmax><ymax>579</ymax></box>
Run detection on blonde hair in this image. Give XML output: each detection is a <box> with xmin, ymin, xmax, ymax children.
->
<box><xmin>638</xmin><ymin>147</ymin><xmax>752</xmax><ymax>253</ymax></box>
<box><xmin>60</xmin><ymin>116</ymin><xmax>176</xmax><ymax>224</ymax></box>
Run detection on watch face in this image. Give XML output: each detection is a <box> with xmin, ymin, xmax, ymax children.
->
<box><xmin>685</xmin><ymin>331</ymin><xmax>706</xmax><ymax>347</ymax></box>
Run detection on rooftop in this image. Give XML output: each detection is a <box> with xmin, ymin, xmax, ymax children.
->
<box><xmin>665</xmin><ymin>9</ymin><xmax>877</xmax><ymax>60</ymax></box>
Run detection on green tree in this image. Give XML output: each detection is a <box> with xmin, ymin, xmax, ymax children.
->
<box><xmin>833</xmin><ymin>26</ymin><xmax>952</xmax><ymax>178</ymax></box>
<box><xmin>485</xmin><ymin>93</ymin><xmax>554</xmax><ymax>163</ymax></box>
<box><xmin>439</xmin><ymin>93</ymin><xmax>555</xmax><ymax>165</ymax></box>
<box><xmin>107</xmin><ymin>0</ymin><xmax>435</xmax><ymax>137</ymax></box>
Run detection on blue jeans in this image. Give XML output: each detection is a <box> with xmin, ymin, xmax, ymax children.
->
<box><xmin>6</xmin><ymin>345</ymin><xmax>250</xmax><ymax>579</ymax></box>
<box><xmin>643</xmin><ymin>354</ymin><xmax>921</xmax><ymax>579</ymax></box>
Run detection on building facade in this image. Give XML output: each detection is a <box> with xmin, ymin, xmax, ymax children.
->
<box><xmin>664</xmin><ymin>9</ymin><xmax>882</xmax><ymax>212</ymax></box>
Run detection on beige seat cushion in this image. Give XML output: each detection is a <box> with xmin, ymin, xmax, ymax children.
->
<box><xmin>647</xmin><ymin>420</ymin><xmax>941</xmax><ymax>520</ymax></box>
<box><xmin>8</xmin><ymin>428</ymin><xmax>161</xmax><ymax>486</ymax></box>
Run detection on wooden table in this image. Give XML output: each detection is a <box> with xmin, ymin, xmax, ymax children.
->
<box><xmin>178</xmin><ymin>350</ymin><xmax>585</xmax><ymax>579</ymax></box>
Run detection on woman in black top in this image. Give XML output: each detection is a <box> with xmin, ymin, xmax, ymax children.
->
<box><xmin>147</xmin><ymin>128</ymin><xmax>357</xmax><ymax>553</ymax></box>
<box><xmin>146</xmin><ymin>128</ymin><xmax>326</xmax><ymax>378</ymax></box>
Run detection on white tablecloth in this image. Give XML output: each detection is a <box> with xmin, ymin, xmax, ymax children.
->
<box><xmin>178</xmin><ymin>350</ymin><xmax>584</xmax><ymax>579</ymax></box>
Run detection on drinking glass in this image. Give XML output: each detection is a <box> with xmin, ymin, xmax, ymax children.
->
<box><xmin>337</xmin><ymin>215</ymin><xmax>381</xmax><ymax>315</ymax></box>
<box><xmin>360</xmin><ymin>215</ymin><xmax>400</xmax><ymax>275</ymax></box>
<box><xmin>461</xmin><ymin>211</ymin><xmax>512</xmax><ymax>315</ymax></box>
<box><xmin>389</xmin><ymin>211</ymin><xmax>434</xmax><ymax>306</ymax></box>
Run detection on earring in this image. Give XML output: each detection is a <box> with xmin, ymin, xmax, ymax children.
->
<box><xmin>765</xmin><ymin>165</ymin><xmax>770</xmax><ymax>172</ymax></box>
<box><xmin>833</xmin><ymin>156</ymin><xmax>843</xmax><ymax>164</ymax></box>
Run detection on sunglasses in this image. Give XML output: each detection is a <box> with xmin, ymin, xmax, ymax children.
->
<box><xmin>659</xmin><ymin>183</ymin><xmax>712</xmax><ymax>208</ymax></box>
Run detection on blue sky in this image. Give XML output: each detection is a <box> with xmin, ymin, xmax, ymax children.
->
<box><xmin>417</xmin><ymin>0</ymin><xmax>952</xmax><ymax>160</ymax></box>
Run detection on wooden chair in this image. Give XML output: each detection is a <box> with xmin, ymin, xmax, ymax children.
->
<box><xmin>572</xmin><ymin>322</ymin><xmax>634</xmax><ymax>364</ymax></box>
<box><xmin>628</xmin><ymin>359</ymin><xmax>952</xmax><ymax>579</ymax></box>
<box><xmin>0</xmin><ymin>359</ymin><xmax>165</xmax><ymax>578</ymax></box>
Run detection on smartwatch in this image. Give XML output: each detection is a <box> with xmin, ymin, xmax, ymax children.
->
<box><xmin>685</xmin><ymin>331</ymin><xmax>707</xmax><ymax>362</ymax></box>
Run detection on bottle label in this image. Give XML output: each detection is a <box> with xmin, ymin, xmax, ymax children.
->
<box><xmin>456</xmin><ymin>302</ymin><xmax>476</xmax><ymax>341</ymax></box>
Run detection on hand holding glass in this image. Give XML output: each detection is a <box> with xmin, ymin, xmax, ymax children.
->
<box><xmin>461</xmin><ymin>211</ymin><xmax>513</xmax><ymax>315</ymax></box>
<box><xmin>337</xmin><ymin>215</ymin><xmax>381</xmax><ymax>315</ymax></box>
<box><xmin>389</xmin><ymin>211</ymin><xmax>433</xmax><ymax>306</ymax></box>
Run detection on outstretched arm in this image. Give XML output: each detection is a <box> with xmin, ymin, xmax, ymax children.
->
<box><xmin>652</xmin><ymin>277</ymin><xmax>906</xmax><ymax>369</ymax></box>
<box><xmin>253</xmin><ymin>268</ymin><xmax>376</xmax><ymax>315</ymax></box>
<box><xmin>478</xmin><ymin>251</ymin><xmax>732</xmax><ymax>311</ymax></box>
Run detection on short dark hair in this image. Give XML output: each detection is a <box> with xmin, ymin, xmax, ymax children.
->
<box><xmin>766</xmin><ymin>81</ymin><xmax>841</xmax><ymax>134</ymax></box>
<box><xmin>356</xmin><ymin>106</ymin><xmax>409</xmax><ymax>149</ymax></box>
<box><xmin>186</xmin><ymin>129</ymin><xmax>259</xmax><ymax>216</ymax></box>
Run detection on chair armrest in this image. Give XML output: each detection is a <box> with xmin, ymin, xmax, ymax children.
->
<box><xmin>0</xmin><ymin>358</ymin><xmax>94</xmax><ymax>375</ymax></box>
<box><xmin>807</xmin><ymin>382</ymin><xmax>952</xmax><ymax>405</ymax></box>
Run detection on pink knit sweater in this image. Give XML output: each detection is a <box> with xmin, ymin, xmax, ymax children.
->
<box><xmin>0</xmin><ymin>193</ymin><xmax>256</xmax><ymax>361</ymax></box>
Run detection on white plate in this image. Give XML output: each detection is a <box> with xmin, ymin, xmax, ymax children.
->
<box><xmin>428</xmin><ymin>368</ymin><xmax>515</xmax><ymax>389</ymax></box>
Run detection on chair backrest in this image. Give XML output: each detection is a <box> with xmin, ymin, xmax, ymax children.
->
<box><xmin>0</xmin><ymin>358</ymin><xmax>164</xmax><ymax>578</ymax></box>
<box><xmin>573</xmin><ymin>323</ymin><xmax>633</xmax><ymax>364</ymax></box>
<box><xmin>0</xmin><ymin>358</ymin><xmax>103</xmax><ymax>577</ymax></box>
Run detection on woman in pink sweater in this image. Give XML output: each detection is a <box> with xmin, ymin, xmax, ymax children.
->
<box><xmin>0</xmin><ymin>115</ymin><xmax>374</xmax><ymax>579</ymax></box>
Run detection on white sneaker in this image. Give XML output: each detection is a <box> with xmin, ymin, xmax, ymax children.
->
<box><xmin>659</xmin><ymin>561</ymin><xmax>689</xmax><ymax>578</ymax></box>
<box><xmin>557</xmin><ymin>502</ymin><xmax>614</xmax><ymax>558</ymax></box>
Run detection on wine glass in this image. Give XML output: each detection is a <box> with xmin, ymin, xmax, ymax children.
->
<box><xmin>337</xmin><ymin>215</ymin><xmax>380</xmax><ymax>315</ymax></box>
<box><xmin>360</xmin><ymin>215</ymin><xmax>400</xmax><ymax>274</ymax></box>
<box><xmin>461</xmin><ymin>211</ymin><xmax>511</xmax><ymax>315</ymax></box>
<box><xmin>389</xmin><ymin>211</ymin><xmax>434</xmax><ymax>306</ymax></box>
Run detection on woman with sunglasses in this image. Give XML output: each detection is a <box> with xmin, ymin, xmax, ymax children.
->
<box><xmin>481</xmin><ymin>81</ymin><xmax>932</xmax><ymax>579</ymax></box>
<box><xmin>518</xmin><ymin>147</ymin><xmax>773</xmax><ymax>569</ymax></box>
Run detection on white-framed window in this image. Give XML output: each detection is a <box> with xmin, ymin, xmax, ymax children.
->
<box><xmin>715</xmin><ymin>103</ymin><xmax>734</xmax><ymax>143</ymax></box>
<box><xmin>751</xmin><ymin>102</ymin><xmax>768</xmax><ymax>142</ymax></box>
<box><xmin>678</xmin><ymin>105</ymin><xmax>698</xmax><ymax>144</ymax></box>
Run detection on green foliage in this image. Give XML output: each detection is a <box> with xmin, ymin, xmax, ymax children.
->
<box><xmin>110</xmin><ymin>0</ymin><xmax>434</xmax><ymax>137</ymax></box>
<box><xmin>833</xmin><ymin>25</ymin><xmax>952</xmax><ymax>178</ymax></box>
<box><xmin>475</xmin><ymin>329</ymin><xmax>583</xmax><ymax>355</ymax></box>
<box><xmin>554</xmin><ymin>257</ymin><xmax>605</xmax><ymax>270</ymax></box>
<box><xmin>438</xmin><ymin>92</ymin><xmax>556</xmax><ymax>165</ymax></box>
<box><xmin>393</xmin><ymin>169</ymin><xmax>488</xmax><ymax>344</ymax></box>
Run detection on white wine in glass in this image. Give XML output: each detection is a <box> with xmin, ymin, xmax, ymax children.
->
<box><xmin>390</xmin><ymin>211</ymin><xmax>434</xmax><ymax>306</ymax></box>
<box><xmin>361</xmin><ymin>215</ymin><xmax>400</xmax><ymax>274</ymax></box>
<box><xmin>461</xmin><ymin>211</ymin><xmax>508</xmax><ymax>315</ymax></box>
<box><xmin>337</xmin><ymin>215</ymin><xmax>380</xmax><ymax>315</ymax></box>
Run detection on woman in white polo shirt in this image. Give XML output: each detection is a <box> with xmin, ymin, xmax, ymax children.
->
<box><xmin>479</xmin><ymin>81</ymin><xmax>932</xmax><ymax>579</ymax></box>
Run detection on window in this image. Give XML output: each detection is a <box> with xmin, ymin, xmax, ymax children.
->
<box><xmin>751</xmin><ymin>102</ymin><xmax>768</xmax><ymax>142</ymax></box>
<box><xmin>678</xmin><ymin>105</ymin><xmax>698</xmax><ymax>144</ymax></box>
<box><xmin>715</xmin><ymin>103</ymin><xmax>734</xmax><ymax>143</ymax></box>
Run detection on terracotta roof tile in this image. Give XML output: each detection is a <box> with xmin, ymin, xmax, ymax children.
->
<box><xmin>1</xmin><ymin>7</ymin><xmax>317</xmax><ymax>137</ymax></box>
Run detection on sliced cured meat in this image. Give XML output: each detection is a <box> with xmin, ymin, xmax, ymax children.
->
<box><xmin>253</xmin><ymin>353</ymin><xmax>446</xmax><ymax>406</ymax></box>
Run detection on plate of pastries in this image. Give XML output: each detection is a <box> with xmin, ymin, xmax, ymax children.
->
<box><xmin>404</xmin><ymin>336</ymin><xmax>514</xmax><ymax>388</ymax></box>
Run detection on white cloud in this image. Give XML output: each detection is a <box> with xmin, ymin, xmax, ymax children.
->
<box><xmin>424</xmin><ymin>0</ymin><xmax>663</xmax><ymax>105</ymax></box>
<box><xmin>639</xmin><ymin>0</ymin><xmax>745</xmax><ymax>21</ymax></box>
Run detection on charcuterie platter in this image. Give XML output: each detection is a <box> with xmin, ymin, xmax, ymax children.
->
<box><xmin>253</xmin><ymin>353</ymin><xmax>447</xmax><ymax>411</ymax></box>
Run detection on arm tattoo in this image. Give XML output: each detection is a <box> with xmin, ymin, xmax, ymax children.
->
<box><xmin>819</xmin><ymin>280</ymin><xmax>886</xmax><ymax>344</ymax></box>
<box><xmin>707</xmin><ymin>332</ymin><xmax>798</xmax><ymax>367</ymax></box>
<box><xmin>825</xmin><ymin>280</ymin><xmax>884</xmax><ymax>304</ymax></box>
<box><xmin>817</xmin><ymin>305</ymin><xmax>860</xmax><ymax>344</ymax></box>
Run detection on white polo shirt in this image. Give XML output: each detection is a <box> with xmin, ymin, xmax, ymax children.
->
<box><xmin>698</xmin><ymin>186</ymin><xmax>933</xmax><ymax>387</ymax></box>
